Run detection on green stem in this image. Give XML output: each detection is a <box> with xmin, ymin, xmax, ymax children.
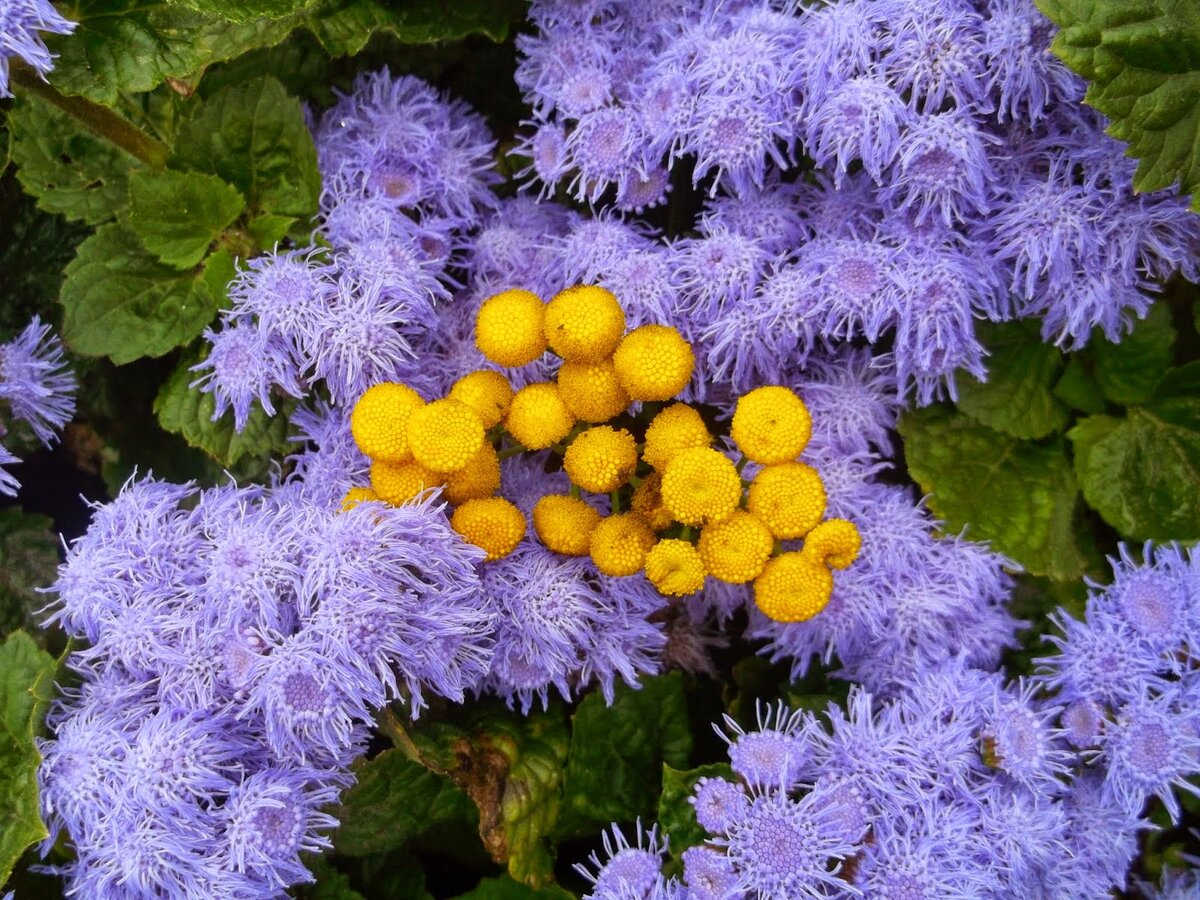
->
<box><xmin>610</xmin><ymin>490</ymin><xmax>622</xmax><ymax>514</ymax></box>
<box><xmin>497</xmin><ymin>445</ymin><xmax>526</xmax><ymax>460</ymax></box>
<box><xmin>680</xmin><ymin>526</ymin><xmax>694</xmax><ymax>542</ymax></box>
<box><xmin>735</xmin><ymin>454</ymin><xmax>750</xmax><ymax>475</ymax></box>
<box><xmin>10</xmin><ymin>62</ymin><xmax>169</xmax><ymax>170</ymax></box>
<box><xmin>569</xmin><ymin>483</ymin><xmax>582</xmax><ymax>500</ymax></box>
<box><xmin>377</xmin><ymin>707</ymin><xmax>424</xmax><ymax>764</ymax></box>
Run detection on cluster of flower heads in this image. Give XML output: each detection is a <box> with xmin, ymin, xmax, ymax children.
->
<box><xmin>38</xmin><ymin>476</ymin><xmax>494</xmax><ymax>897</ymax></box>
<box><xmin>511</xmin><ymin>0</ymin><xmax>1200</xmax><ymax>399</ymax></box>
<box><xmin>0</xmin><ymin>0</ymin><xmax>75</xmax><ymax>97</ymax></box>
<box><xmin>195</xmin><ymin>69</ymin><xmax>500</xmax><ymax>421</ymax></box>
<box><xmin>0</xmin><ymin>315</ymin><xmax>75</xmax><ymax>496</ymax></box>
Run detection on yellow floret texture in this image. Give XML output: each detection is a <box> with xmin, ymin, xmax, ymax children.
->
<box><xmin>563</xmin><ymin>426</ymin><xmax>638</xmax><ymax>493</ymax></box>
<box><xmin>475</xmin><ymin>289</ymin><xmax>548</xmax><ymax>367</ymax></box>
<box><xmin>442</xmin><ymin>443</ymin><xmax>501</xmax><ymax>505</ymax></box>
<box><xmin>661</xmin><ymin>447</ymin><xmax>742</xmax><ymax>527</ymax></box>
<box><xmin>746</xmin><ymin>463</ymin><xmax>827</xmax><ymax>540</ymax></box>
<box><xmin>532</xmin><ymin>494</ymin><xmax>602</xmax><ymax>556</ymax></box>
<box><xmin>449</xmin><ymin>370</ymin><xmax>514</xmax><ymax>429</ymax></box>
<box><xmin>642</xmin><ymin>403</ymin><xmax>711</xmax><ymax>471</ymax></box>
<box><xmin>340</xmin><ymin>486</ymin><xmax>380</xmax><ymax>511</ymax></box>
<box><xmin>698</xmin><ymin>511</ymin><xmax>774</xmax><ymax>584</ymax></box>
<box><xmin>451</xmin><ymin>497</ymin><xmax>526</xmax><ymax>561</ymax></box>
<box><xmin>754</xmin><ymin>552</ymin><xmax>834</xmax><ymax>623</ymax></box>
<box><xmin>589</xmin><ymin>513</ymin><xmax>656</xmax><ymax>576</ymax></box>
<box><xmin>557</xmin><ymin>359</ymin><xmax>631</xmax><ymax>422</ymax></box>
<box><xmin>506</xmin><ymin>383</ymin><xmax>576</xmax><ymax>450</ymax></box>
<box><xmin>644</xmin><ymin>539</ymin><xmax>706</xmax><ymax>597</ymax></box>
<box><xmin>350</xmin><ymin>382</ymin><xmax>425</xmax><ymax>462</ymax></box>
<box><xmin>731</xmin><ymin>386</ymin><xmax>813</xmax><ymax>465</ymax></box>
<box><xmin>631</xmin><ymin>473</ymin><xmax>675</xmax><ymax>532</ymax></box>
<box><xmin>612</xmin><ymin>325</ymin><xmax>695</xmax><ymax>402</ymax></box>
<box><xmin>407</xmin><ymin>398</ymin><xmax>485</xmax><ymax>474</ymax></box>
<box><xmin>544</xmin><ymin>285</ymin><xmax>626</xmax><ymax>362</ymax></box>
<box><xmin>371</xmin><ymin>459</ymin><xmax>440</xmax><ymax>506</ymax></box>
<box><xmin>803</xmin><ymin>518</ymin><xmax>862</xmax><ymax>570</ymax></box>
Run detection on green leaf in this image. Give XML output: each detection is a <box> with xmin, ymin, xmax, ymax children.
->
<box><xmin>303</xmin><ymin>858</ymin><xmax>367</xmax><ymax>900</ymax></box>
<box><xmin>171</xmin><ymin>76</ymin><xmax>320</xmax><ymax>218</ymax></box>
<box><xmin>955</xmin><ymin>320</ymin><xmax>1071</xmax><ymax>439</ymax></box>
<box><xmin>7</xmin><ymin>93</ymin><xmax>142</xmax><ymax>225</ymax></box>
<box><xmin>153</xmin><ymin>350</ymin><xmax>293</xmax><ymax>469</ymax></box>
<box><xmin>304</xmin><ymin>0</ymin><xmax>523</xmax><ymax>56</ymax></box>
<box><xmin>0</xmin><ymin>631</ymin><xmax>58</xmax><ymax>884</ymax></box>
<box><xmin>246</xmin><ymin>214</ymin><xmax>296</xmax><ymax>250</ymax></box>
<box><xmin>1090</xmin><ymin>302</ymin><xmax>1177</xmax><ymax>405</ymax></box>
<box><xmin>60</xmin><ymin>223</ymin><xmax>219</xmax><ymax>364</ymax></box>
<box><xmin>1069</xmin><ymin>362</ymin><xmax>1200</xmax><ymax>539</ymax></box>
<box><xmin>555</xmin><ymin>673</ymin><xmax>692</xmax><ymax>839</ymax></box>
<box><xmin>331</xmin><ymin>748</ymin><xmax>475</xmax><ymax>857</ymax></box>
<box><xmin>1038</xmin><ymin>0</ymin><xmax>1200</xmax><ymax>204</ymax></box>
<box><xmin>658</xmin><ymin>763</ymin><xmax>735</xmax><ymax>861</ymax></box>
<box><xmin>0</xmin><ymin>510</ymin><xmax>60</xmax><ymax>639</ymax></box>
<box><xmin>898</xmin><ymin>406</ymin><xmax>1092</xmax><ymax>580</ymax></box>
<box><xmin>452</xmin><ymin>875</ymin><xmax>573</xmax><ymax>900</ymax></box>
<box><xmin>169</xmin><ymin>0</ymin><xmax>317</xmax><ymax>23</ymax></box>
<box><xmin>128</xmin><ymin>170</ymin><xmax>246</xmax><ymax>269</ymax></box>
<box><xmin>1053</xmin><ymin>356</ymin><xmax>1107</xmax><ymax>414</ymax></box>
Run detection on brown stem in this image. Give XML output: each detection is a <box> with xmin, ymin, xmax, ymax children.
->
<box><xmin>10</xmin><ymin>63</ymin><xmax>169</xmax><ymax>170</ymax></box>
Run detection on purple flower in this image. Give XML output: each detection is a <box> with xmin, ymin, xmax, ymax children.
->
<box><xmin>192</xmin><ymin>318</ymin><xmax>305</xmax><ymax>431</ymax></box>
<box><xmin>805</xmin><ymin>76</ymin><xmax>908</xmax><ymax>184</ymax></box>
<box><xmin>690</xmin><ymin>776</ymin><xmax>749</xmax><ymax>835</ymax></box>
<box><xmin>0</xmin><ymin>315</ymin><xmax>76</xmax><ymax>443</ymax></box>
<box><xmin>0</xmin><ymin>0</ymin><xmax>75</xmax><ymax>97</ymax></box>
<box><xmin>576</xmin><ymin>821</ymin><xmax>667</xmax><ymax>900</ymax></box>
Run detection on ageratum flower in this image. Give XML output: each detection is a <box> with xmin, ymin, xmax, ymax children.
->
<box><xmin>0</xmin><ymin>0</ymin><xmax>75</xmax><ymax>97</ymax></box>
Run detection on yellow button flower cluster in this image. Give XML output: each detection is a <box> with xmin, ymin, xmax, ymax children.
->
<box><xmin>344</xmin><ymin>284</ymin><xmax>859</xmax><ymax>622</ymax></box>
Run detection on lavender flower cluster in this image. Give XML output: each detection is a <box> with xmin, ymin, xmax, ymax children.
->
<box><xmin>38</xmin><ymin>478</ymin><xmax>492</xmax><ymax>896</ymax></box>
<box><xmin>0</xmin><ymin>315</ymin><xmax>75</xmax><ymax>496</ymax></box>
<box><xmin>0</xmin><ymin>0</ymin><xmax>74</xmax><ymax>97</ymax></box>
<box><xmin>583</xmin><ymin>537</ymin><xmax>1200</xmax><ymax>898</ymax></box>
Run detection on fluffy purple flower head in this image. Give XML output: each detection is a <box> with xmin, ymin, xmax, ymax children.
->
<box><xmin>192</xmin><ymin>318</ymin><xmax>305</xmax><ymax>431</ymax></box>
<box><xmin>805</xmin><ymin>75</ymin><xmax>908</xmax><ymax>185</ymax></box>
<box><xmin>0</xmin><ymin>0</ymin><xmax>75</xmax><ymax>97</ymax></box>
<box><xmin>690</xmin><ymin>776</ymin><xmax>750</xmax><ymax>835</ymax></box>
<box><xmin>681</xmin><ymin>845</ymin><xmax>741</xmax><ymax>900</ymax></box>
<box><xmin>718</xmin><ymin>702</ymin><xmax>812</xmax><ymax>789</ymax></box>
<box><xmin>0</xmin><ymin>315</ymin><xmax>76</xmax><ymax>443</ymax></box>
<box><xmin>577</xmin><ymin>821</ymin><xmax>668</xmax><ymax>900</ymax></box>
<box><xmin>981</xmin><ymin>0</ymin><xmax>1082</xmax><ymax>122</ymax></box>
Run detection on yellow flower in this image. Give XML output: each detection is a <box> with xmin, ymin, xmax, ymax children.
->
<box><xmin>406</xmin><ymin>399</ymin><xmax>485</xmax><ymax>474</ymax></box>
<box><xmin>563</xmin><ymin>426</ymin><xmax>639</xmax><ymax>493</ymax></box>
<box><xmin>475</xmin><ymin>289</ymin><xmax>547</xmax><ymax>367</ymax></box>
<box><xmin>612</xmin><ymin>325</ymin><xmax>695</xmax><ymax>401</ymax></box>
<box><xmin>753</xmin><ymin>552</ymin><xmax>833</xmax><ymax>623</ymax></box>
<box><xmin>370</xmin><ymin>458</ymin><xmax>440</xmax><ymax>506</ymax></box>
<box><xmin>630</xmin><ymin>472</ymin><xmax>675</xmax><ymax>532</ymax></box>
<box><xmin>505</xmin><ymin>382</ymin><xmax>576</xmax><ymax>450</ymax></box>
<box><xmin>451</xmin><ymin>497</ymin><xmax>526</xmax><ymax>561</ymax></box>
<box><xmin>589</xmin><ymin>513</ymin><xmax>656</xmax><ymax>576</ymax></box>
<box><xmin>746</xmin><ymin>462</ymin><xmax>826</xmax><ymax>539</ymax></box>
<box><xmin>803</xmin><ymin>518</ymin><xmax>862</xmax><ymax>570</ymax></box>
<box><xmin>350</xmin><ymin>382</ymin><xmax>424</xmax><ymax>462</ymax></box>
<box><xmin>544</xmin><ymin>284</ymin><xmax>626</xmax><ymax>362</ymax></box>
<box><xmin>698</xmin><ymin>511</ymin><xmax>774</xmax><ymax>584</ymax></box>
<box><xmin>442</xmin><ymin>442</ymin><xmax>502</xmax><ymax>505</ymax></box>
<box><xmin>532</xmin><ymin>494</ymin><xmax>602</xmax><ymax>556</ymax></box>
<box><xmin>448</xmin><ymin>370</ymin><xmax>514</xmax><ymax>429</ymax></box>
<box><xmin>644</xmin><ymin>539</ymin><xmax>705</xmax><ymax>597</ymax></box>
<box><xmin>557</xmin><ymin>358</ymin><xmax>631</xmax><ymax>422</ymax></box>
<box><xmin>730</xmin><ymin>386</ymin><xmax>812</xmax><ymax>464</ymax></box>
<box><xmin>660</xmin><ymin>447</ymin><xmax>742</xmax><ymax>527</ymax></box>
<box><xmin>339</xmin><ymin>486</ymin><xmax>380</xmax><ymax>511</ymax></box>
<box><xmin>642</xmin><ymin>403</ymin><xmax>710</xmax><ymax>471</ymax></box>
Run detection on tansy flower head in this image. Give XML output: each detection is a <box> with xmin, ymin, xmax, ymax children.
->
<box><xmin>803</xmin><ymin>518</ymin><xmax>861</xmax><ymax>570</ymax></box>
<box><xmin>612</xmin><ymin>324</ymin><xmax>696</xmax><ymax>401</ymax></box>
<box><xmin>590</xmin><ymin>512</ymin><xmax>657</xmax><ymax>577</ymax></box>
<box><xmin>407</xmin><ymin>398</ymin><xmax>486</xmax><ymax>473</ymax></box>
<box><xmin>506</xmin><ymin>382</ymin><xmax>576</xmax><ymax>450</ymax></box>
<box><xmin>449</xmin><ymin>370</ymin><xmax>514</xmax><ymax>429</ymax></box>
<box><xmin>544</xmin><ymin>284</ymin><xmax>627</xmax><ymax>362</ymax></box>
<box><xmin>475</xmin><ymin>288</ymin><xmax>548</xmax><ymax>367</ymax></box>
<box><xmin>563</xmin><ymin>426</ymin><xmax>639</xmax><ymax>493</ymax></box>
<box><xmin>350</xmin><ymin>382</ymin><xmax>425</xmax><ymax>462</ymax></box>
<box><xmin>631</xmin><ymin>473</ymin><xmax>675</xmax><ymax>532</ymax></box>
<box><xmin>451</xmin><ymin>497</ymin><xmax>526</xmax><ymax>561</ymax></box>
<box><xmin>643</xmin><ymin>403</ymin><xmax>711</xmax><ymax>471</ymax></box>
<box><xmin>557</xmin><ymin>358</ymin><xmax>631</xmax><ymax>422</ymax></box>
<box><xmin>699</xmin><ymin>510</ymin><xmax>774</xmax><ymax>585</ymax></box>
<box><xmin>339</xmin><ymin>486</ymin><xmax>380</xmax><ymax>511</ymax></box>
<box><xmin>731</xmin><ymin>386</ymin><xmax>812</xmax><ymax>464</ymax></box>
<box><xmin>661</xmin><ymin>447</ymin><xmax>742</xmax><ymax>527</ymax></box>
<box><xmin>754</xmin><ymin>552</ymin><xmax>834</xmax><ymax>623</ymax></box>
<box><xmin>746</xmin><ymin>462</ymin><xmax>827</xmax><ymax>539</ymax></box>
<box><xmin>644</xmin><ymin>539</ymin><xmax>706</xmax><ymax>597</ymax></box>
<box><xmin>370</xmin><ymin>458</ymin><xmax>440</xmax><ymax>506</ymax></box>
<box><xmin>442</xmin><ymin>442</ymin><xmax>502</xmax><ymax>504</ymax></box>
<box><xmin>532</xmin><ymin>494</ymin><xmax>602</xmax><ymax>556</ymax></box>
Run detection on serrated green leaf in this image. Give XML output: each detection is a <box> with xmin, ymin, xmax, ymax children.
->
<box><xmin>658</xmin><ymin>763</ymin><xmax>735</xmax><ymax>861</ymax></box>
<box><xmin>0</xmin><ymin>631</ymin><xmax>58</xmax><ymax>884</ymax></box>
<box><xmin>246</xmin><ymin>214</ymin><xmax>296</xmax><ymax>250</ymax></box>
<box><xmin>899</xmin><ymin>406</ymin><xmax>1092</xmax><ymax>580</ymax></box>
<box><xmin>168</xmin><ymin>0</ymin><xmax>317</xmax><ymax>23</ymax></box>
<box><xmin>452</xmin><ymin>875</ymin><xmax>573</xmax><ymax>900</ymax></box>
<box><xmin>1090</xmin><ymin>302</ymin><xmax>1177</xmax><ymax>404</ymax></box>
<box><xmin>0</xmin><ymin>186</ymin><xmax>88</xmax><ymax>336</ymax></box>
<box><xmin>555</xmin><ymin>673</ymin><xmax>692</xmax><ymax>839</ymax></box>
<box><xmin>171</xmin><ymin>76</ymin><xmax>319</xmax><ymax>219</ymax></box>
<box><xmin>1053</xmin><ymin>356</ymin><xmax>1107</xmax><ymax>414</ymax></box>
<box><xmin>60</xmin><ymin>223</ymin><xmax>219</xmax><ymax>364</ymax></box>
<box><xmin>128</xmin><ymin>170</ymin><xmax>246</xmax><ymax>269</ymax></box>
<box><xmin>1068</xmin><ymin>362</ymin><xmax>1200</xmax><ymax>539</ymax></box>
<box><xmin>0</xmin><ymin>510</ymin><xmax>60</xmax><ymax>639</ymax></box>
<box><xmin>1038</xmin><ymin>0</ymin><xmax>1200</xmax><ymax>204</ymax></box>
<box><xmin>153</xmin><ymin>350</ymin><xmax>293</xmax><ymax>468</ymax></box>
<box><xmin>202</xmin><ymin>248</ymin><xmax>239</xmax><ymax>306</ymax></box>
<box><xmin>304</xmin><ymin>0</ymin><xmax>522</xmax><ymax>56</ymax></box>
<box><xmin>956</xmin><ymin>320</ymin><xmax>1071</xmax><ymax>439</ymax></box>
<box><xmin>7</xmin><ymin>92</ymin><xmax>142</xmax><ymax>225</ymax></box>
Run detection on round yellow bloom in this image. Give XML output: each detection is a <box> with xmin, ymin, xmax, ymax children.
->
<box><xmin>753</xmin><ymin>552</ymin><xmax>834</xmax><ymax>623</ymax></box>
<box><xmin>612</xmin><ymin>325</ymin><xmax>695</xmax><ymax>401</ymax></box>
<box><xmin>449</xmin><ymin>370</ymin><xmax>514</xmax><ymax>429</ymax></box>
<box><xmin>660</xmin><ymin>447</ymin><xmax>742</xmax><ymax>527</ymax></box>
<box><xmin>442</xmin><ymin>442</ymin><xmax>501</xmax><ymax>505</ymax></box>
<box><xmin>532</xmin><ymin>494</ymin><xmax>602</xmax><ymax>556</ymax></box>
<box><xmin>505</xmin><ymin>383</ymin><xmax>576</xmax><ymax>450</ymax></box>
<box><xmin>589</xmin><ymin>513</ymin><xmax>656</xmax><ymax>576</ymax></box>
<box><xmin>544</xmin><ymin>285</ymin><xmax>626</xmax><ymax>362</ymax></box>
<box><xmin>644</xmin><ymin>539</ymin><xmax>706</xmax><ymax>597</ymax></box>
<box><xmin>803</xmin><ymin>518</ymin><xmax>862</xmax><ymax>570</ymax></box>
<box><xmin>698</xmin><ymin>511</ymin><xmax>774</xmax><ymax>584</ymax></box>
<box><xmin>340</xmin><ymin>486</ymin><xmax>380</xmax><ymax>511</ymax></box>
<box><xmin>557</xmin><ymin>359</ymin><xmax>630</xmax><ymax>422</ymax></box>
<box><xmin>631</xmin><ymin>473</ymin><xmax>675</xmax><ymax>532</ymax></box>
<box><xmin>563</xmin><ymin>426</ymin><xmax>639</xmax><ymax>493</ymax></box>
<box><xmin>451</xmin><ymin>497</ymin><xmax>526</xmax><ymax>561</ymax></box>
<box><xmin>730</xmin><ymin>386</ymin><xmax>812</xmax><ymax>464</ymax></box>
<box><xmin>406</xmin><ymin>399</ymin><xmax>485</xmax><ymax>474</ymax></box>
<box><xmin>746</xmin><ymin>463</ymin><xmax>827</xmax><ymax>540</ymax></box>
<box><xmin>475</xmin><ymin>289</ymin><xmax>547</xmax><ymax>367</ymax></box>
<box><xmin>350</xmin><ymin>382</ymin><xmax>424</xmax><ymax>462</ymax></box>
<box><xmin>371</xmin><ymin>458</ymin><xmax>440</xmax><ymax>506</ymax></box>
<box><xmin>642</xmin><ymin>403</ymin><xmax>711</xmax><ymax>471</ymax></box>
